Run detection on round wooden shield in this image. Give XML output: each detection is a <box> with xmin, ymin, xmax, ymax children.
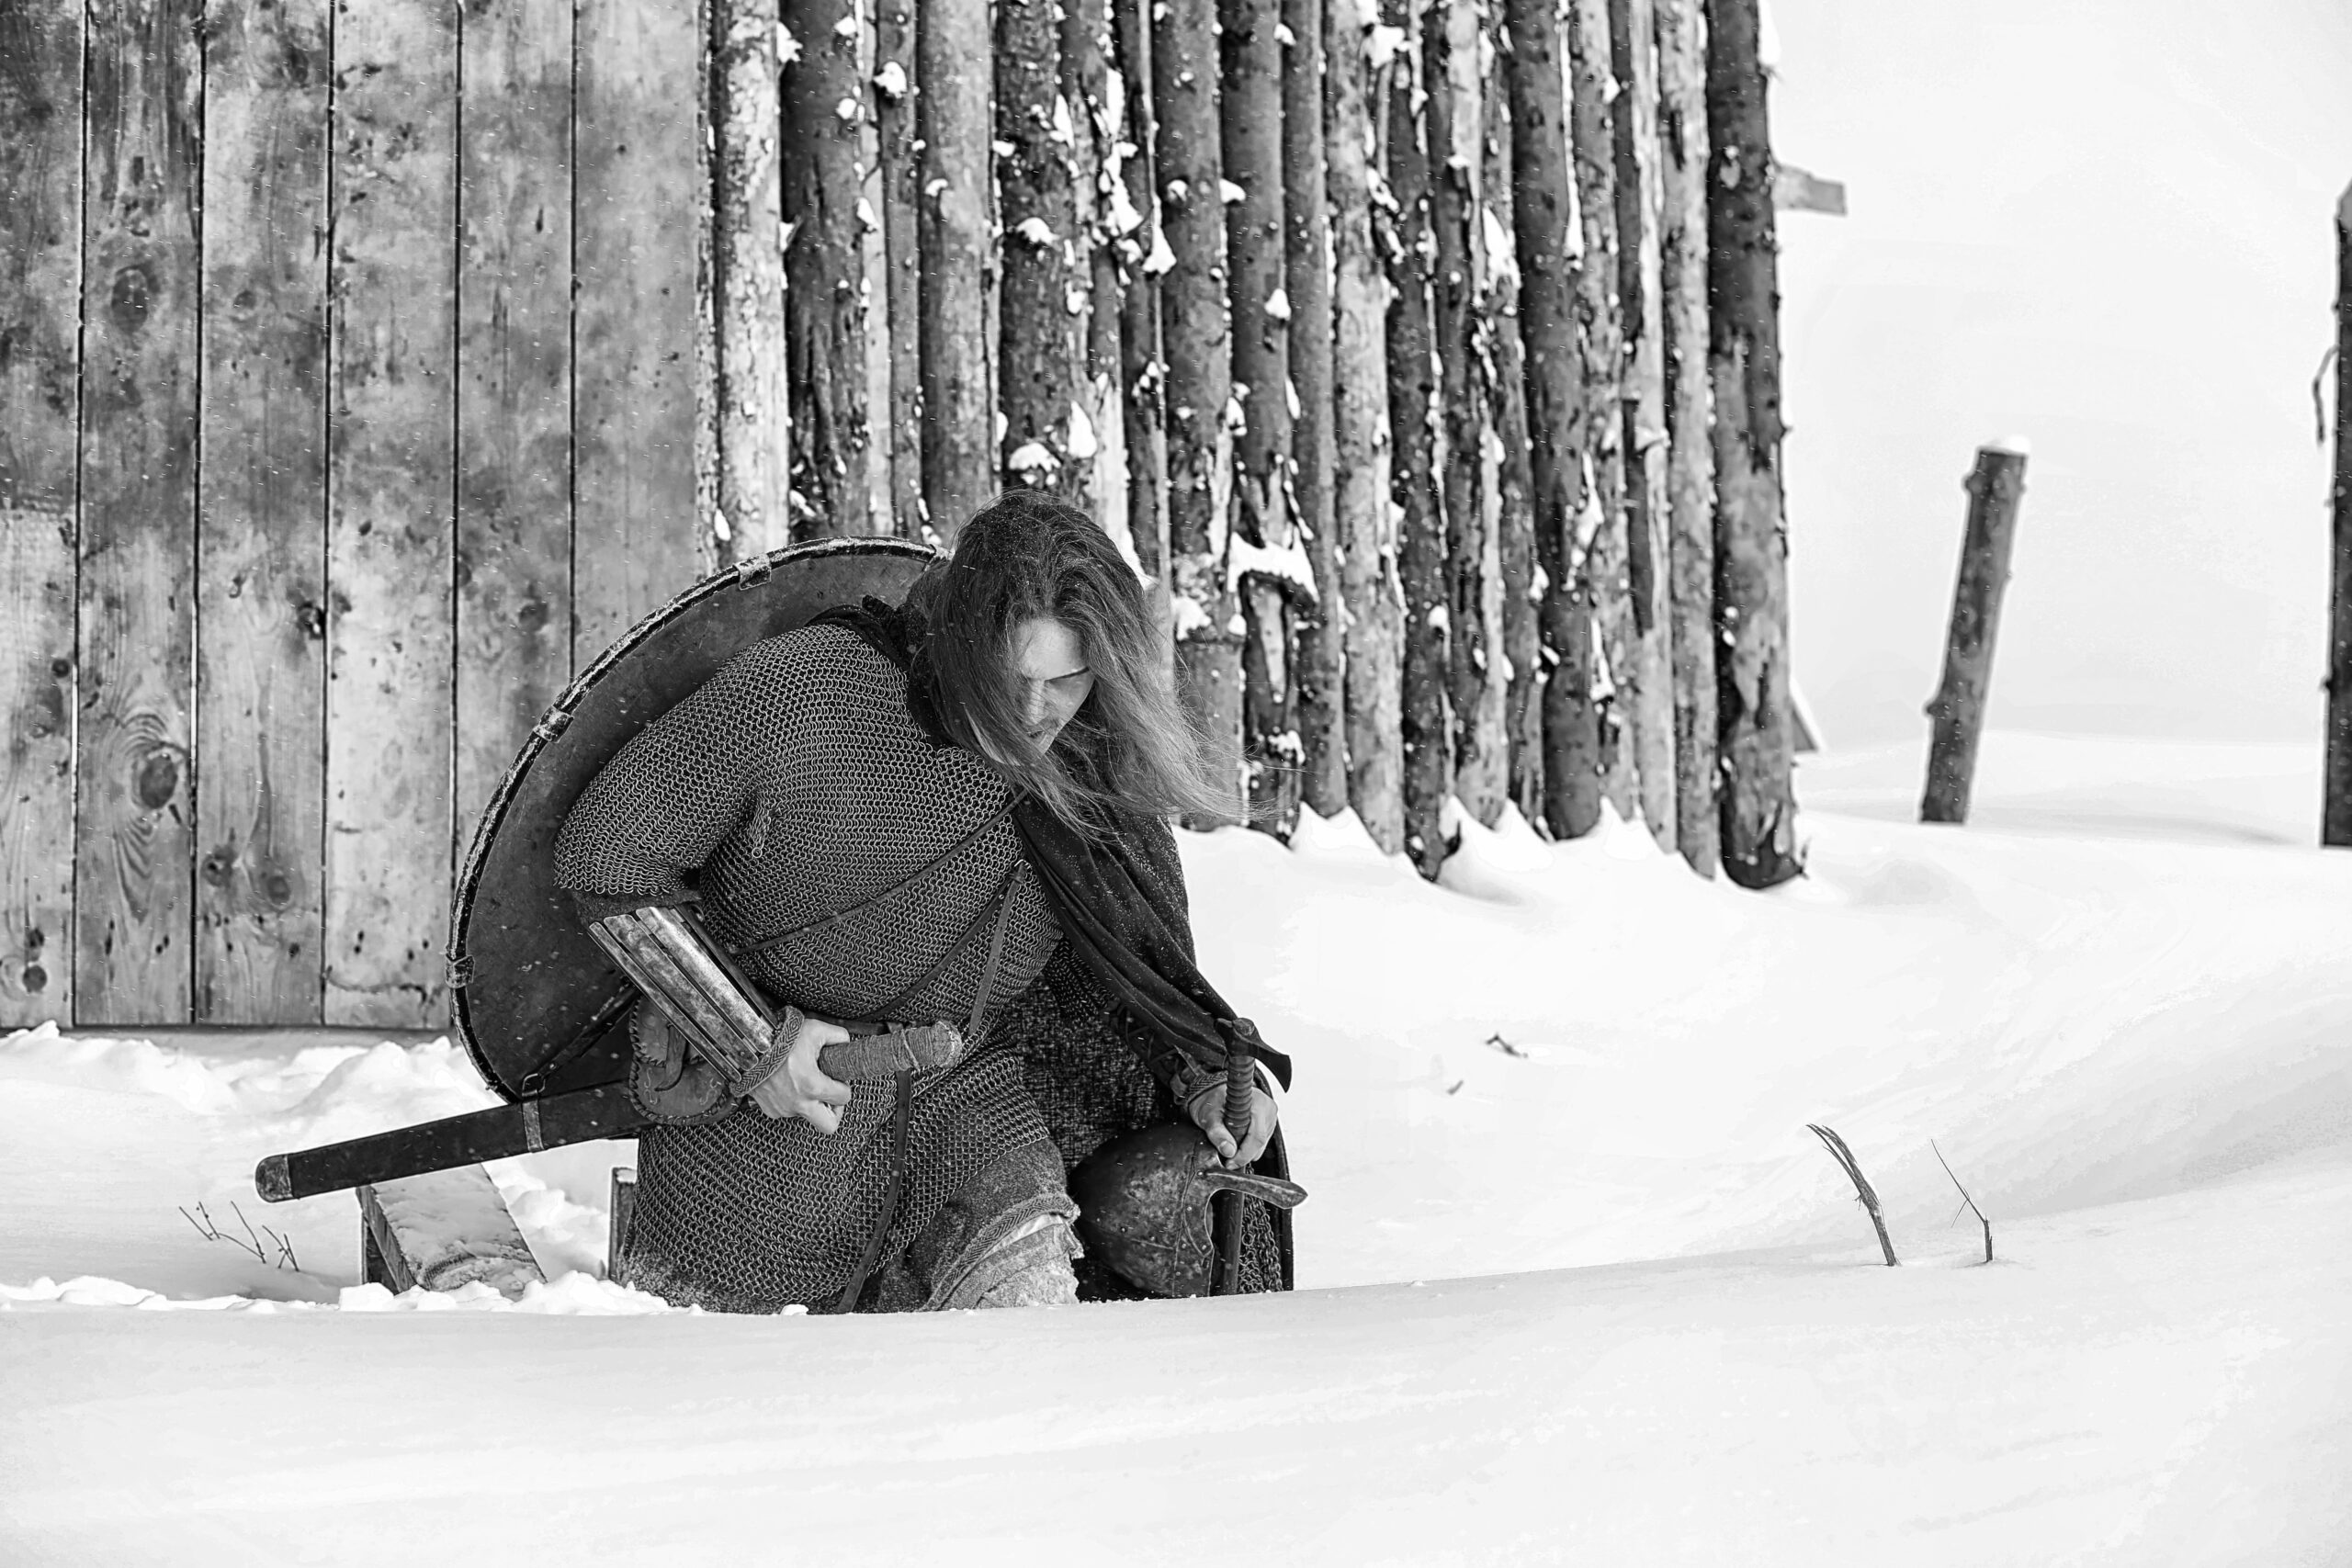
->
<box><xmin>447</xmin><ymin>536</ymin><xmax>937</xmax><ymax>1100</ymax></box>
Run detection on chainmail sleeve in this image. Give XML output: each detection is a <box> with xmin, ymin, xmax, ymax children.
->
<box><xmin>553</xmin><ymin>648</ymin><xmax>779</xmax><ymax>920</ymax></box>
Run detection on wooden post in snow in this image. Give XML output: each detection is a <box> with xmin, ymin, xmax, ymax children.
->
<box><xmin>917</xmin><ymin>0</ymin><xmax>993</xmax><ymax>542</ymax></box>
<box><xmin>2325</xmin><ymin>184</ymin><xmax>2352</xmax><ymax>847</ymax></box>
<box><xmin>781</xmin><ymin>0</ymin><xmax>872</xmax><ymax>537</ymax></box>
<box><xmin>1920</xmin><ymin>443</ymin><xmax>2029</xmax><ymax>825</ymax></box>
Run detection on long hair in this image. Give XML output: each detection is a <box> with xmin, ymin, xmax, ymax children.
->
<box><xmin>902</xmin><ymin>491</ymin><xmax>1236</xmax><ymax>829</ymax></box>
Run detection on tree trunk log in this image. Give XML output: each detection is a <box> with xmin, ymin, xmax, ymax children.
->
<box><xmin>1609</xmin><ymin>0</ymin><xmax>1677</xmax><ymax>848</ymax></box>
<box><xmin>1655</xmin><ymin>0</ymin><xmax>1718</xmax><ymax>874</ymax></box>
<box><xmin>1483</xmin><ymin>11</ymin><xmax>1544</xmax><ymax>829</ymax></box>
<box><xmin>1222</xmin><ymin>0</ymin><xmax>1299</xmax><ymax>836</ymax></box>
<box><xmin>1921</xmin><ymin>445</ymin><xmax>2029</xmax><ymax>825</ymax></box>
<box><xmin>782</xmin><ymin>0</ymin><xmax>871</xmax><ymax>538</ymax></box>
<box><xmin>713</xmin><ymin>0</ymin><xmax>788</xmax><ymax>557</ymax></box>
<box><xmin>2325</xmin><ymin>183</ymin><xmax>2352</xmax><ymax>846</ymax></box>
<box><xmin>1156</xmin><ymin>0</ymin><xmax>1245</xmax><ymax>814</ymax></box>
<box><xmin>1432</xmin><ymin>0</ymin><xmax>1507</xmax><ymax>829</ymax></box>
<box><xmin>1329</xmin><ymin>0</ymin><xmax>1404</xmax><ymax>850</ymax></box>
<box><xmin>1505</xmin><ymin>0</ymin><xmax>1600</xmax><ymax>839</ymax></box>
<box><xmin>1112</xmin><ymin>0</ymin><xmax>1174</xmax><ymax>671</ymax></box>
<box><xmin>1385</xmin><ymin>0</ymin><xmax>1452</xmax><ymax>878</ymax></box>
<box><xmin>874</xmin><ymin>0</ymin><xmax>923</xmax><ymax>538</ymax></box>
<box><xmin>1703</xmin><ymin>0</ymin><xmax>1800</xmax><ymax>886</ymax></box>
<box><xmin>1285</xmin><ymin>0</ymin><xmax>1348</xmax><ymax>819</ymax></box>
<box><xmin>997</xmin><ymin>0</ymin><xmax>1084</xmax><ymax>497</ymax></box>
<box><xmin>1566</xmin><ymin>0</ymin><xmax>1635</xmax><ymax>823</ymax></box>
<box><xmin>918</xmin><ymin>0</ymin><xmax>993</xmax><ymax>541</ymax></box>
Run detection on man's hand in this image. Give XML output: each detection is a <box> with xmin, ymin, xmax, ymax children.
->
<box><xmin>746</xmin><ymin>1017</ymin><xmax>854</xmax><ymax>1134</ymax></box>
<box><xmin>1185</xmin><ymin>1079</ymin><xmax>1279</xmax><ymax>1168</ymax></box>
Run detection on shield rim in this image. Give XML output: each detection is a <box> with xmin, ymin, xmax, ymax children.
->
<box><xmin>444</xmin><ymin>536</ymin><xmax>939</xmax><ymax>1101</ymax></box>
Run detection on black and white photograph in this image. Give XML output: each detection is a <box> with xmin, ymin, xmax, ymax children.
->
<box><xmin>2</xmin><ymin>0</ymin><xmax>2349</xmax><ymax>1559</ymax></box>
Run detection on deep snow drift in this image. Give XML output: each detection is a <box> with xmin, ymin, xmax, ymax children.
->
<box><xmin>4</xmin><ymin>732</ymin><xmax>2349</xmax><ymax>1564</ymax></box>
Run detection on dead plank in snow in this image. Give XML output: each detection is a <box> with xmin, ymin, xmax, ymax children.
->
<box><xmin>323</xmin><ymin>0</ymin><xmax>458</xmax><ymax>1028</ymax></box>
<box><xmin>573</xmin><ymin>0</ymin><xmax>704</xmax><ymax>666</ymax></box>
<box><xmin>358</xmin><ymin>1165</ymin><xmax>545</xmax><ymax>1297</ymax></box>
<box><xmin>74</xmin><ymin>0</ymin><xmax>204</xmax><ymax>1024</ymax></box>
<box><xmin>0</xmin><ymin>0</ymin><xmax>85</xmax><ymax>1026</ymax></box>
<box><xmin>195</xmin><ymin>0</ymin><xmax>333</xmax><ymax>1023</ymax></box>
<box><xmin>455</xmin><ymin>0</ymin><xmax>574</xmax><ymax>860</ymax></box>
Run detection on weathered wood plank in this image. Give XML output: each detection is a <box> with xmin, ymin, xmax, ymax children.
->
<box><xmin>455</xmin><ymin>0</ymin><xmax>574</xmax><ymax>863</ymax></box>
<box><xmin>573</xmin><ymin>0</ymin><xmax>702</xmax><ymax>666</ymax></box>
<box><xmin>357</xmin><ymin>1165</ymin><xmax>546</xmax><ymax>1297</ymax></box>
<box><xmin>196</xmin><ymin>0</ymin><xmax>333</xmax><ymax>1023</ymax></box>
<box><xmin>323</xmin><ymin>0</ymin><xmax>458</xmax><ymax>1027</ymax></box>
<box><xmin>75</xmin><ymin>0</ymin><xmax>204</xmax><ymax>1024</ymax></box>
<box><xmin>0</xmin><ymin>0</ymin><xmax>85</xmax><ymax>1025</ymax></box>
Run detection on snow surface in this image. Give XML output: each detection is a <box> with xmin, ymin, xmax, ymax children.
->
<box><xmin>5</xmin><ymin>733</ymin><xmax>2350</xmax><ymax>1562</ymax></box>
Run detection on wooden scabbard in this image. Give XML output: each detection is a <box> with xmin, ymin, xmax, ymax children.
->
<box><xmin>254</xmin><ymin>1025</ymin><xmax>965</xmax><ymax>1203</ymax></box>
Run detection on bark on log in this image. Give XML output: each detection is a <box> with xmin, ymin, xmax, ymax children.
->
<box><xmin>1222</xmin><ymin>0</ymin><xmax>1299</xmax><ymax>835</ymax></box>
<box><xmin>1483</xmin><ymin>15</ymin><xmax>1544</xmax><ymax>829</ymax></box>
<box><xmin>1328</xmin><ymin>0</ymin><xmax>1404</xmax><ymax>850</ymax></box>
<box><xmin>1505</xmin><ymin>0</ymin><xmax>1600</xmax><ymax>839</ymax></box>
<box><xmin>1066</xmin><ymin>0</ymin><xmax>1122</xmax><ymax>531</ymax></box>
<box><xmin>713</xmin><ymin>0</ymin><xmax>789</xmax><ymax>558</ymax></box>
<box><xmin>874</xmin><ymin>0</ymin><xmax>923</xmax><ymax>538</ymax></box>
<box><xmin>2326</xmin><ymin>183</ymin><xmax>2352</xmax><ymax>847</ymax></box>
<box><xmin>1432</xmin><ymin>0</ymin><xmax>1508</xmax><ymax>829</ymax></box>
<box><xmin>1284</xmin><ymin>0</ymin><xmax>1349</xmax><ymax>819</ymax></box>
<box><xmin>1921</xmin><ymin>445</ymin><xmax>2029</xmax><ymax>825</ymax></box>
<box><xmin>1566</xmin><ymin>0</ymin><xmax>1635</xmax><ymax>824</ymax></box>
<box><xmin>1385</xmin><ymin>0</ymin><xmax>1452</xmax><ymax>878</ymax></box>
<box><xmin>782</xmin><ymin>0</ymin><xmax>872</xmax><ymax>537</ymax></box>
<box><xmin>1656</xmin><ymin>0</ymin><xmax>1719</xmax><ymax>874</ymax></box>
<box><xmin>1111</xmin><ymin>0</ymin><xmax>1174</xmax><ymax>668</ymax></box>
<box><xmin>1156</xmin><ymin>0</ymin><xmax>1245</xmax><ymax>813</ymax></box>
<box><xmin>998</xmin><ymin>0</ymin><xmax>1085</xmax><ymax>497</ymax></box>
<box><xmin>1609</xmin><ymin>0</ymin><xmax>1677</xmax><ymax>850</ymax></box>
<box><xmin>1703</xmin><ymin>0</ymin><xmax>1800</xmax><ymax>886</ymax></box>
<box><xmin>917</xmin><ymin>0</ymin><xmax>993</xmax><ymax>541</ymax></box>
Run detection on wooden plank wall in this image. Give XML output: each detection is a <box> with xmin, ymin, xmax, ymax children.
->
<box><xmin>0</xmin><ymin>0</ymin><xmax>705</xmax><ymax>1030</ymax></box>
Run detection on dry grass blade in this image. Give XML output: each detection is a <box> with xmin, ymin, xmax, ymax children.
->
<box><xmin>1805</xmin><ymin>1122</ymin><xmax>1899</xmax><ymax>1267</ymax></box>
<box><xmin>1931</xmin><ymin>1139</ymin><xmax>1994</xmax><ymax>1264</ymax></box>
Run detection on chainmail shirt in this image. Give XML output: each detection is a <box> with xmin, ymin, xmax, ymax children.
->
<box><xmin>555</xmin><ymin>625</ymin><xmax>1065</xmax><ymax>1310</ymax></box>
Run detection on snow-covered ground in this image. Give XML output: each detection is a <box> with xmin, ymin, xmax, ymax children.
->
<box><xmin>5</xmin><ymin>731</ymin><xmax>2349</xmax><ymax>1564</ymax></box>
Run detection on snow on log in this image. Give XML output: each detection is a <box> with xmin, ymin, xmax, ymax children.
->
<box><xmin>358</xmin><ymin>1166</ymin><xmax>546</xmax><ymax>1299</ymax></box>
<box><xmin>2328</xmin><ymin>185</ymin><xmax>2352</xmax><ymax>847</ymax></box>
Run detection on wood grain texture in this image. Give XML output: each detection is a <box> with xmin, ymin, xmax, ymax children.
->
<box><xmin>324</xmin><ymin>0</ymin><xmax>458</xmax><ymax>1026</ymax></box>
<box><xmin>0</xmin><ymin>0</ymin><xmax>84</xmax><ymax>1025</ymax></box>
<box><xmin>1111</xmin><ymin>0</ymin><xmax>1171</xmax><ymax>664</ymax></box>
<box><xmin>75</xmin><ymin>0</ymin><xmax>203</xmax><ymax>1024</ymax></box>
<box><xmin>196</xmin><ymin>0</ymin><xmax>332</xmax><ymax>1022</ymax></box>
<box><xmin>994</xmin><ymin>0</ymin><xmax>1082</xmax><ymax>495</ymax></box>
<box><xmin>573</xmin><ymin>0</ymin><xmax>702</xmax><ymax>666</ymax></box>
<box><xmin>455</xmin><ymin>0</ymin><xmax>573</xmax><ymax>862</ymax></box>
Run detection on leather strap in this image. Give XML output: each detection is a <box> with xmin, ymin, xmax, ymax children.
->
<box><xmin>835</xmin><ymin>1068</ymin><xmax>916</xmax><ymax>1313</ymax></box>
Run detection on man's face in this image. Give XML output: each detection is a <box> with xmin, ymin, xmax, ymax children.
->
<box><xmin>1012</xmin><ymin>616</ymin><xmax>1095</xmax><ymax>751</ymax></box>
